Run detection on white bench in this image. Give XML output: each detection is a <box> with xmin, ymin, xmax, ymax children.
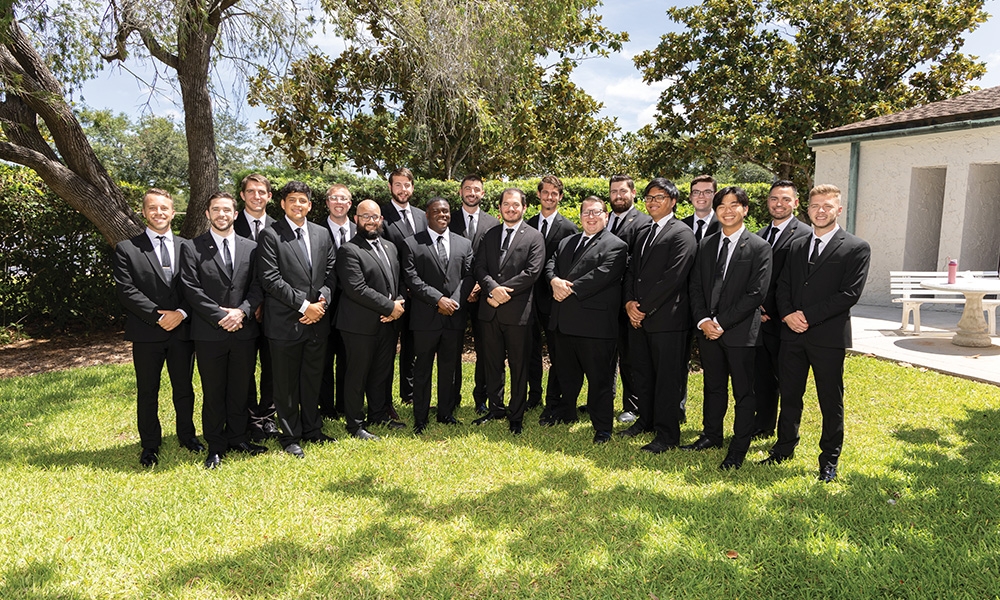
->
<box><xmin>890</xmin><ymin>270</ymin><xmax>1000</xmax><ymax>335</ymax></box>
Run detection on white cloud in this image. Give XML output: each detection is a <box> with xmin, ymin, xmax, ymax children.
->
<box><xmin>604</xmin><ymin>76</ymin><xmax>668</xmax><ymax>102</ymax></box>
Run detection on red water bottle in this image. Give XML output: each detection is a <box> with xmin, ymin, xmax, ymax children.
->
<box><xmin>948</xmin><ymin>258</ymin><xmax>958</xmax><ymax>284</ymax></box>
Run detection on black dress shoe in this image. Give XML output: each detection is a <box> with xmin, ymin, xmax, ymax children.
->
<box><xmin>283</xmin><ymin>443</ymin><xmax>305</xmax><ymax>458</ymax></box>
<box><xmin>372</xmin><ymin>419</ymin><xmax>406</xmax><ymax>430</ymax></box>
<box><xmin>413</xmin><ymin>422</ymin><xmax>427</xmax><ymax>435</ymax></box>
<box><xmin>139</xmin><ymin>447</ymin><xmax>159</xmax><ymax>467</ymax></box>
<box><xmin>304</xmin><ymin>433</ymin><xmax>337</xmax><ymax>444</ymax></box>
<box><xmin>472</xmin><ymin>414</ymin><xmax>498</xmax><ymax>425</ymax></box>
<box><xmin>719</xmin><ymin>454</ymin><xmax>744</xmax><ymax>470</ymax></box>
<box><xmin>640</xmin><ymin>440</ymin><xmax>676</xmax><ymax>454</ymax></box>
<box><xmin>680</xmin><ymin>436</ymin><xmax>723</xmax><ymax>451</ymax></box>
<box><xmin>204</xmin><ymin>453</ymin><xmax>222</xmax><ymax>469</ymax></box>
<box><xmin>819</xmin><ymin>463</ymin><xmax>838</xmax><ymax>483</ymax></box>
<box><xmin>509</xmin><ymin>421</ymin><xmax>523</xmax><ymax>435</ymax></box>
<box><xmin>578</xmin><ymin>404</ymin><xmax>589</xmax><ymax>413</ymax></box>
<box><xmin>181</xmin><ymin>437</ymin><xmax>206</xmax><ymax>453</ymax></box>
<box><xmin>474</xmin><ymin>403</ymin><xmax>488</xmax><ymax>415</ymax></box>
<box><xmin>387</xmin><ymin>406</ymin><xmax>402</xmax><ymax>421</ymax></box>
<box><xmin>401</xmin><ymin>396</ymin><xmax>414</xmax><ymax>405</ymax></box>
<box><xmin>593</xmin><ymin>430</ymin><xmax>612</xmax><ymax>444</ymax></box>
<box><xmin>436</xmin><ymin>415</ymin><xmax>461</xmax><ymax>425</ymax></box>
<box><xmin>617</xmin><ymin>423</ymin><xmax>646</xmax><ymax>438</ymax></box>
<box><xmin>524</xmin><ymin>399</ymin><xmax>541</xmax><ymax>411</ymax></box>
<box><xmin>757</xmin><ymin>453</ymin><xmax>791</xmax><ymax>466</ymax></box>
<box><xmin>351</xmin><ymin>429</ymin><xmax>380</xmax><ymax>441</ymax></box>
<box><xmin>231</xmin><ymin>441</ymin><xmax>268</xmax><ymax>455</ymax></box>
<box><xmin>538</xmin><ymin>415</ymin><xmax>556</xmax><ymax>427</ymax></box>
<box><xmin>751</xmin><ymin>428</ymin><xmax>774</xmax><ymax>440</ymax></box>
<box><xmin>252</xmin><ymin>421</ymin><xmax>280</xmax><ymax>442</ymax></box>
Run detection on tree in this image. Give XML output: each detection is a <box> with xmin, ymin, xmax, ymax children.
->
<box><xmin>1</xmin><ymin>1</ymin><xmax>311</xmax><ymax>244</ymax></box>
<box><xmin>250</xmin><ymin>0</ymin><xmax>627</xmax><ymax>180</ymax></box>
<box><xmin>633</xmin><ymin>0</ymin><xmax>989</xmax><ymax>187</ymax></box>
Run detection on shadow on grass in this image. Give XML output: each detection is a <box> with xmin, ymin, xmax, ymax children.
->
<box><xmin>1</xmin><ymin>560</ymin><xmax>85</xmax><ymax>600</ymax></box>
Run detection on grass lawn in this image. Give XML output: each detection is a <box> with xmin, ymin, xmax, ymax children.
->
<box><xmin>1</xmin><ymin>355</ymin><xmax>998</xmax><ymax>599</ymax></box>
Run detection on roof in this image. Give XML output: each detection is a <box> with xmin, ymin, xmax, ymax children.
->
<box><xmin>812</xmin><ymin>85</ymin><xmax>1000</xmax><ymax>140</ymax></box>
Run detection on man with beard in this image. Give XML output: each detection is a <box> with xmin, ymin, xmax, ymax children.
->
<box><xmin>401</xmin><ymin>197</ymin><xmax>475</xmax><ymax>433</ymax></box>
<box><xmin>336</xmin><ymin>200</ymin><xmax>407</xmax><ymax>440</ymax></box>
<box><xmin>257</xmin><ymin>181</ymin><xmax>338</xmax><ymax>458</ymax></box>
<box><xmin>179</xmin><ymin>192</ymin><xmax>268</xmax><ymax>469</ymax></box>
<box><xmin>449</xmin><ymin>175</ymin><xmax>500</xmax><ymax>414</ymax></box>
<box><xmin>381</xmin><ymin>167</ymin><xmax>426</xmax><ymax>416</ymax></box>
<box><xmin>472</xmin><ymin>188</ymin><xmax>546</xmax><ymax>435</ymax></box>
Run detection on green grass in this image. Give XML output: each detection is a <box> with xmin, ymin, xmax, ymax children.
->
<box><xmin>1</xmin><ymin>355</ymin><xmax>998</xmax><ymax>599</ymax></box>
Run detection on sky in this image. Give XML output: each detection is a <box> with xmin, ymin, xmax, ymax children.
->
<box><xmin>78</xmin><ymin>0</ymin><xmax>1000</xmax><ymax>136</ymax></box>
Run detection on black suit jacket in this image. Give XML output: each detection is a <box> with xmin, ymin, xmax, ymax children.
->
<box><xmin>324</xmin><ymin>219</ymin><xmax>357</xmax><ymax>252</ymax></box>
<box><xmin>178</xmin><ymin>232</ymin><xmax>263</xmax><ymax>342</ymax></box>
<box><xmin>335</xmin><ymin>235</ymin><xmax>404</xmax><ymax>335</ymax></box>
<box><xmin>528</xmin><ymin>212</ymin><xmax>579</xmax><ymax>315</ymax></box>
<box><xmin>689</xmin><ymin>228</ymin><xmax>772</xmax><ymax>347</ymax></box>
<box><xmin>113</xmin><ymin>232</ymin><xmax>191</xmax><ymax>342</ymax></box>
<box><xmin>608</xmin><ymin>206</ymin><xmax>653</xmax><ymax>254</ymax></box>
<box><xmin>450</xmin><ymin>208</ymin><xmax>500</xmax><ymax>253</ymax></box>
<box><xmin>382</xmin><ymin>202</ymin><xmax>428</xmax><ymax>250</ymax></box>
<box><xmin>474</xmin><ymin>221</ymin><xmax>546</xmax><ymax>326</ymax></box>
<box><xmin>623</xmin><ymin>217</ymin><xmax>697</xmax><ymax>333</ymax></box>
<box><xmin>257</xmin><ymin>219</ymin><xmax>337</xmax><ymax>341</ymax></box>
<box><xmin>401</xmin><ymin>230</ymin><xmax>475</xmax><ymax>331</ymax></box>
<box><xmin>545</xmin><ymin>230</ymin><xmax>628</xmax><ymax>339</ymax></box>
<box><xmin>776</xmin><ymin>227</ymin><xmax>871</xmax><ymax>348</ymax></box>
<box><xmin>682</xmin><ymin>213</ymin><xmax>720</xmax><ymax>241</ymax></box>
<box><xmin>757</xmin><ymin>216</ymin><xmax>811</xmax><ymax>336</ymax></box>
<box><xmin>234</xmin><ymin>213</ymin><xmax>275</xmax><ymax>241</ymax></box>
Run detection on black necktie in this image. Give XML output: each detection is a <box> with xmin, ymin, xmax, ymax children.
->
<box><xmin>339</xmin><ymin>226</ymin><xmax>347</xmax><ymax>249</ymax></box>
<box><xmin>767</xmin><ymin>226</ymin><xmax>779</xmax><ymax>246</ymax></box>
<box><xmin>695</xmin><ymin>219</ymin><xmax>705</xmax><ymax>242</ymax></box>
<box><xmin>157</xmin><ymin>235</ymin><xmax>172</xmax><ymax>281</ymax></box>
<box><xmin>253</xmin><ymin>219</ymin><xmax>261</xmax><ymax>240</ymax></box>
<box><xmin>572</xmin><ymin>236</ymin><xmax>590</xmax><ymax>262</ymax></box>
<box><xmin>710</xmin><ymin>237</ymin><xmax>730</xmax><ymax>314</ymax></box>
<box><xmin>643</xmin><ymin>223</ymin><xmax>659</xmax><ymax>256</ymax></box>
<box><xmin>296</xmin><ymin>227</ymin><xmax>312</xmax><ymax>270</ymax></box>
<box><xmin>222</xmin><ymin>237</ymin><xmax>233</xmax><ymax>277</ymax></box>
<box><xmin>540</xmin><ymin>219</ymin><xmax>549</xmax><ymax>239</ymax></box>
<box><xmin>436</xmin><ymin>234</ymin><xmax>449</xmax><ymax>267</ymax></box>
<box><xmin>610</xmin><ymin>214</ymin><xmax>622</xmax><ymax>235</ymax></box>
<box><xmin>500</xmin><ymin>227</ymin><xmax>513</xmax><ymax>260</ymax></box>
<box><xmin>467</xmin><ymin>214</ymin><xmax>476</xmax><ymax>239</ymax></box>
<box><xmin>373</xmin><ymin>240</ymin><xmax>394</xmax><ymax>297</ymax></box>
<box><xmin>402</xmin><ymin>209</ymin><xmax>413</xmax><ymax>236</ymax></box>
<box><xmin>808</xmin><ymin>237</ymin><xmax>822</xmax><ymax>269</ymax></box>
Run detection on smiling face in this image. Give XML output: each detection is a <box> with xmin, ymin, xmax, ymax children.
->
<box><xmin>355</xmin><ymin>199</ymin><xmax>384</xmax><ymax>239</ymax></box>
<box><xmin>500</xmin><ymin>190</ymin><xmax>526</xmax><ymax>225</ymax></box>
<box><xmin>609</xmin><ymin>180</ymin><xmax>635</xmax><ymax>214</ymax></box>
<box><xmin>807</xmin><ymin>192</ymin><xmax>843</xmax><ymax>235</ymax></box>
<box><xmin>206</xmin><ymin>196</ymin><xmax>237</xmax><ymax>235</ymax></box>
<box><xmin>326</xmin><ymin>186</ymin><xmax>352</xmax><ymax>223</ymax></box>
<box><xmin>580</xmin><ymin>200</ymin><xmax>608</xmax><ymax>236</ymax></box>
<box><xmin>538</xmin><ymin>182</ymin><xmax>561</xmax><ymax>215</ymax></box>
<box><xmin>714</xmin><ymin>193</ymin><xmax>748</xmax><ymax>235</ymax></box>
<box><xmin>689</xmin><ymin>181</ymin><xmax>715</xmax><ymax>216</ymax></box>
<box><xmin>767</xmin><ymin>186</ymin><xmax>798</xmax><ymax>223</ymax></box>
<box><xmin>390</xmin><ymin>174</ymin><xmax>413</xmax><ymax>206</ymax></box>
<box><xmin>461</xmin><ymin>179</ymin><xmax>484</xmax><ymax>210</ymax></box>
<box><xmin>281</xmin><ymin>191</ymin><xmax>312</xmax><ymax>227</ymax></box>
<box><xmin>644</xmin><ymin>186</ymin><xmax>676</xmax><ymax>221</ymax></box>
<box><xmin>240</xmin><ymin>180</ymin><xmax>271</xmax><ymax>218</ymax></box>
<box><xmin>142</xmin><ymin>193</ymin><xmax>175</xmax><ymax>235</ymax></box>
<box><xmin>426</xmin><ymin>200</ymin><xmax>451</xmax><ymax>235</ymax></box>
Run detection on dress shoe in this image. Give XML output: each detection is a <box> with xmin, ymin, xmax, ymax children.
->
<box><xmin>719</xmin><ymin>454</ymin><xmax>744</xmax><ymax>471</ymax></box>
<box><xmin>751</xmin><ymin>428</ymin><xmax>774</xmax><ymax>440</ymax></box>
<box><xmin>320</xmin><ymin>410</ymin><xmax>340</xmax><ymax>421</ymax></box>
<box><xmin>757</xmin><ymin>453</ymin><xmax>792</xmax><ymax>466</ymax></box>
<box><xmin>351</xmin><ymin>428</ymin><xmax>380</xmax><ymax>441</ymax></box>
<box><xmin>640</xmin><ymin>440</ymin><xmax>676</xmax><ymax>454</ymax></box>
<box><xmin>436</xmin><ymin>415</ymin><xmax>461</xmax><ymax>425</ymax></box>
<box><xmin>617</xmin><ymin>410</ymin><xmax>638</xmax><ymax>423</ymax></box>
<box><xmin>578</xmin><ymin>404</ymin><xmax>589</xmax><ymax>413</ymax></box>
<box><xmin>231</xmin><ymin>441</ymin><xmax>268</xmax><ymax>455</ymax></box>
<box><xmin>372</xmin><ymin>419</ymin><xmax>406</xmax><ymax>430</ymax></box>
<box><xmin>181</xmin><ymin>437</ymin><xmax>206</xmax><ymax>453</ymax></box>
<box><xmin>474</xmin><ymin>402</ymin><xmax>488</xmax><ymax>415</ymax></box>
<box><xmin>204</xmin><ymin>453</ymin><xmax>222</xmax><ymax>469</ymax></box>
<box><xmin>283</xmin><ymin>443</ymin><xmax>305</xmax><ymax>458</ymax></box>
<box><xmin>413</xmin><ymin>422</ymin><xmax>427</xmax><ymax>435</ymax></box>
<box><xmin>538</xmin><ymin>415</ymin><xmax>556</xmax><ymax>427</ymax></box>
<box><xmin>819</xmin><ymin>463</ymin><xmax>838</xmax><ymax>483</ymax></box>
<box><xmin>509</xmin><ymin>421</ymin><xmax>523</xmax><ymax>435</ymax></box>
<box><xmin>387</xmin><ymin>406</ymin><xmax>402</xmax><ymax>421</ymax></box>
<box><xmin>680</xmin><ymin>436</ymin><xmax>723</xmax><ymax>451</ymax></box>
<box><xmin>593</xmin><ymin>430</ymin><xmax>612</xmax><ymax>444</ymax></box>
<box><xmin>617</xmin><ymin>423</ymin><xmax>646</xmax><ymax>438</ymax></box>
<box><xmin>472</xmin><ymin>414</ymin><xmax>499</xmax><ymax>425</ymax></box>
<box><xmin>401</xmin><ymin>396</ymin><xmax>414</xmax><ymax>405</ymax></box>
<box><xmin>139</xmin><ymin>447</ymin><xmax>159</xmax><ymax>467</ymax></box>
<box><xmin>252</xmin><ymin>421</ymin><xmax>280</xmax><ymax>442</ymax></box>
<box><xmin>524</xmin><ymin>399</ymin><xmax>541</xmax><ymax>411</ymax></box>
<box><xmin>304</xmin><ymin>433</ymin><xmax>337</xmax><ymax>444</ymax></box>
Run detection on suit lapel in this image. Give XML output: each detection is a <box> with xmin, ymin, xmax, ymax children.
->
<box><xmin>367</xmin><ymin>239</ymin><xmax>394</xmax><ymax>297</ymax></box>
<box><xmin>811</xmin><ymin>230</ymin><xmax>844</xmax><ymax>275</ymax></box>
<box><xmin>206</xmin><ymin>236</ymin><xmax>233</xmax><ymax>284</ymax></box>
<box><xmin>499</xmin><ymin>223</ymin><xmax>523</xmax><ymax>270</ymax></box>
<box><xmin>640</xmin><ymin>220</ymin><xmax>667</xmax><ymax>269</ymax></box>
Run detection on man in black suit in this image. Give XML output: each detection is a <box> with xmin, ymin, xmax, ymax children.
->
<box><xmin>761</xmin><ymin>184</ymin><xmax>871</xmax><ymax>483</ymax></box>
<box><xmin>179</xmin><ymin>192</ymin><xmax>268</xmax><ymax>469</ymax></box>
<box><xmin>401</xmin><ymin>197</ymin><xmax>475</xmax><ymax>433</ymax></box>
<box><xmin>545</xmin><ymin>197</ymin><xmax>629</xmax><ymax>442</ymax></box>
<box><xmin>257</xmin><ymin>181</ymin><xmax>338</xmax><ymax>458</ymax></box>
<box><xmin>752</xmin><ymin>181</ymin><xmax>810</xmax><ymax>440</ymax></box>
<box><xmin>233</xmin><ymin>173</ymin><xmax>279</xmax><ymax>442</ymax></box>
<box><xmin>449</xmin><ymin>174</ymin><xmax>501</xmax><ymax>414</ymax></box>
<box><xmin>336</xmin><ymin>200</ymin><xmax>407</xmax><ymax>440</ymax></box>
<box><xmin>381</xmin><ymin>167</ymin><xmax>427</xmax><ymax>415</ymax></box>
<box><xmin>528</xmin><ymin>175</ymin><xmax>579</xmax><ymax>416</ymax></box>
<box><xmin>113</xmin><ymin>188</ymin><xmax>202</xmax><ymax>467</ymax></box>
<box><xmin>684</xmin><ymin>187</ymin><xmax>772</xmax><ymax>470</ymax></box>
<box><xmin>620</xmin><ymin>178</ymin><xmax>697</xmax><ymax>453</ymax></box>
<box><xmin>472</xmin><ymin>187</ymin><xmax>546</xmax><ymax>434</ymax></box>
<box><xmin>318</xmin><ymin>183</ymin><xmax>357</xmax><ymax>420</ymax></box>
<box><xmin>604</xmin><ymin>174</ymin><xmax>653</xmax><ymax>423</ymax></box>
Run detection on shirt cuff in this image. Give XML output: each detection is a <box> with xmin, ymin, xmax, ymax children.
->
<box><xmin>299</xmin><ymin>300</ymin><xmax>310</xmax><ymax>314</ymax></box>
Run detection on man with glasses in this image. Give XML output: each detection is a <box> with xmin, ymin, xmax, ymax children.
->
<box><xmin>682</xmin><ymin>175</ymin><xmax>720</xmax><ymax>242</ymax></box>
<box><xmin>319</xmin><ymin>184</ymin><xmax>357</xmax><ymax>420</ymax></box>
<box><xmin>620</xmin><ymin>178</ymin><xmax>697</xmax><ymax>453</ymax></box>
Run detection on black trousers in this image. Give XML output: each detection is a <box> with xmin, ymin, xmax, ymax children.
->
<box><xmin>772</xmin><ymin>337</ymin><xmax>846</xmax><ymax>468</ymax></box>
<box><xmin>319</xmin><ymin>328</ymin><xmax>347</xmax><ymax>416</ymax></box>
<box><xmin>269</xmin><ymin>330</ymin><xmax>326</xmax><ymax>447</ymax></box>
<box><xmin>195</xmin><ymin>337</ymin><xmax>255</xmax><ymax>454</ymax></box>
<box><xmin>132</xmin><ymin>336</ymin><xmax>195</xmax><ymax>449</ymax></box>
<box><xmin>247</xmin><ymin>332</ymin><xmax>275</xmax><ymax>432</ymax></box>
<box><xmin>342</xmin><ymin>325</ymin><xmax>397</xmax><ymax>434</ymax></box>
<box><xmin>752</xmin><ymin>331</ymin><xmax>781</xmax><ymax>433</ymax></box>
<box><xmin>385</xmin><ymin>299</ymin><xmax>415</xmax><ymax>404</ymax></box>
<box><xmin>481</xmin><ymin>318</ymin><xmax>531</xmax><ymax>424</ymax></box>
<box><xmin>699</xmin><ymin>338</ymin><xmax>756</xmax><ymax>456</ymax></box>
<box><xmin>611</xmin><ymin>311</ymin><xmax>638</xmax><ymax>413</ymax></box>
<box><xmin>554</xmin><ymin>332</ymin><xmax>617</xmax><ymax>431</ymax></box>
<box><xmin>412</xmin><ymin>327</ymin><xmax>463</xmax><ymax>425</ymax></box>
<box><xmin>629</xmin><ymin>327</ymin><xmax>688</xmax><ymax>445</ymax></box>
<box><xmin>453</xmin><ymin>306</ymin><xmax>488</xmax><ymax>407</ymax></box>
<box><xmin>529</xmin><ymin>310</ymin><xmax>562</xmax><ymax>409</ymax></box>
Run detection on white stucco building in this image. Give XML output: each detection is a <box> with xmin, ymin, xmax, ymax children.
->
<box><xmin>809</xmin><ymin>86</ymin><xmax>1000</xmax><ymax>304</ymax></box>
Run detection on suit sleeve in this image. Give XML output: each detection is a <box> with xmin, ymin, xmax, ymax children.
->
<box><xmin>401</xmin><ymin>240</ymin><xmax>444</xmax><ymax>306</ymax></box>
<box><xmin>474</xmin><ymin>236</ymin><xmax>500</xmax><ymax>295</ymax></box>
<box><xmin>801</xmin><ymin>240</ymin><xmax>871</xmax><ymax>326</ymax></box>
<box><xmin>244</xmin><ymin>246</ymin><xmax>264</xmax><ymax>319</ymax></box>
<box><xmin>638</xmin><ymin>229</ymin><xmax>697</xmax><ymax>316</ymax></box>
<box><xmin>569</xmin><ymin>242</ymin><xmax>628</xmax><ymax>301</ymax></box>
<box><xmin>688</xmin><ymin>244</ymin><xmax>710</xmax><ymax>323</ymax></box>
<box><xmin>113</xmin><ymin>242</ymin><xmax>161</xmax><ymax>326</ymax></box>
<box><xmin>336</xmin><ymin>244</ymin><xmax>396</xmax><ymax>316</ymax></box>
<box><xmin>321</xmin><ymin>235</ymin><xmax>337</xmax><ymax>305</ymax></box>
<box><xmin>178</xmin><ymin>241</ymin><xmax>228</xmax><ymax>328</ymax></box>
<box><xmin>257</xmin><ymin>228</ymin><xmax>308</xmax><ymax>311</ymax></box>
<box><xmin>456</xmin><ymin>243</ymin><xmax>475</xmax><ymax>305</ymax></box>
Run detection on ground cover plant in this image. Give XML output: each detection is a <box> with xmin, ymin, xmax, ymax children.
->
<box><xmin>1</xmin><ymin>356</ymin><xmax>998</xmax><ymax>598</ymax></box>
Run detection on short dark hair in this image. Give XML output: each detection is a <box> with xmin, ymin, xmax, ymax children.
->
<box><xmin>279</xmin><ymin>180</ymin><xmax>312</xmax><ymax>201</ymax></box>
<box><xmin>581</xmin><ymin>196</ymin><xmax>606</xmax><ymax>212</ymax></box>
<box><xmin>642</xmin><ymin>178</ymin><xmax>679</xmax><ymax>201</ymax></box>
<box><xmin>241</xmin><ymin>173</ymin><xmax>271</xmax><ymax>193</ymax></box>
<box><xmin>609</xmin><ymin>174</ymin><xmax>634</xmax><ymax>191</ymax></box>
<box><xmin>460</xmin><ymin>174</ymin><xmax>483</xmax><ymax>188</ymax></box>
<box><xmin>208</xmin><ymin>191</ymin><xmax>238</xmax><ymax>210</ymax></box>
<box><xmin>537</xmin><ymin>175</ymin><xmax>563</xmax><ymax>194</ymax></box>
<box><xmin>389</xmin><ymin>167</ymin><xmax>414</xmax><ymax>184</ymax></box>
<box><xmin>501</xmin><ymin>187</ymin><xmax>527</xmax><ymax>207</ymax></box>
<box><xmin>690</xmin><ymin>174</ymin><xmax>717</xmax><ymax>193</ymax></box>
<box><xmin>713</xmin><ymin>186</ymin><xmax>750</xmax><ymax>210</ymax></box>
<box><xmin>425</xmin><ymin>196</ymin><xmax>449</xmax><ymax>211</ymax></box>
<box><xmin>769</xmin><ymin>180</ymin><xmax>797</xmax><ymax>195</ymax></box>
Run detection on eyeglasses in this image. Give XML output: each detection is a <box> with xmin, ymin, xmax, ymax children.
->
<box><xmin>644</xmin><ymin>194</ymin><xmax>670</xmax><ymax>202</ymax></box>
<box><xmin>581</xmin><ymin>209</ymin><xmax>606</xmax><ymax>217</ymax></box>
<box><xmin>327</xmin><ymin>195</ymin><xmax>350</xmax><ymax>202</ymax></box>
<box><xmin>357</xmin><ymin>214</ymin><xmax>381</xmax><ymax>222</ymax></box>
<box><xmin>690</xmin><ymin>189</ymin><xmax>715</xmax><ymax>197</ymax></box>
